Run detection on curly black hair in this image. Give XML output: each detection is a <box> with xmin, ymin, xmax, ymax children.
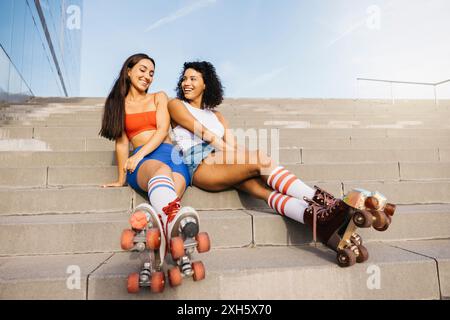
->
<box><xmin>176</xmin><ymin>61</ymin><xmax>224</xmax><ymax>110</ymax></box>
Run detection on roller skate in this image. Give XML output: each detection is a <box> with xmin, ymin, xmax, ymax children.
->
<box><xmin>304</xmin><ymin>187</ymin><xmax>396</xmax><ymax>268</ymax></box>
<box><xmin>120</xmin><ymin>203</ymin><xmax>166</xmax><ymax>294</ymax></box>
<box><xmin>161</xmin><ymin>198</ymin><xmax>211</xmax><ymax>288</ymax></box>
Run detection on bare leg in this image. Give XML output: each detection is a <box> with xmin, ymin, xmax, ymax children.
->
<box><xmin>136</xmin><ymin>160</ymin><xmax>174</xmax><ymax>192</ymax></box>
<box><xmin>193</xmin><ymin>149</ymin><xmax>276</xmax><ymax>191</ymax></box>
<box><xmin>234</xmin><ymin>177</ymin><xmax>273</xmax><ymax>201</ymax></box>
<box><xmin>172</xmin><ymin>172</ymin><xmax>187</xmax><ymax>198</ymax></box>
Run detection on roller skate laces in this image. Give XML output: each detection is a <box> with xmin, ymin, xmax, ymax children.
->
<box><xmin>303</xmin><ymin>196</ymin><xmax>345</xmax><ymax>245</ymax></box>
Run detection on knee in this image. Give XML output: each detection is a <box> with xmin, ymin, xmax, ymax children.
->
<box><xmin>149</xmin><ymin>162</ymin><xmax>171</xmax><ymax>178</ymax></box>
<box><xmin>252</xmin><ymin>150</ymin><xmax>273</xmax><ymax>171</ymax></box>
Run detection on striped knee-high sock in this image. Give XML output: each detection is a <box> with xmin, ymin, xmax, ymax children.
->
<box><xmin>267</xmin><ymin>166</ymin><xmax>316</xmax><ymax>200</ymax></box>
<box><xmin>147</xmin><ymin>175</ymin><xmax>180</xmax><ymax>226</ymax></box>
<box><xmin>267</xmin><ymin>191</ymin><xmax>308</xmax><ymax>224</ymax></box>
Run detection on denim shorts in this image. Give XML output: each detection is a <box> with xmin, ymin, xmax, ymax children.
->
<box><xmin>182</xmin><ymin>142</ymin><xmax>215</xmax><ymax>186</ymax></box>
<box><xmin>126</xmin><ymin>143</ymin><xmax>191</xmax><ymax>194</ymax></box>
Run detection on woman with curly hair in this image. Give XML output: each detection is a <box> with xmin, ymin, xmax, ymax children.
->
<box><xmin>168</xmin><ymin>61</ymin><xmax>394</xmax><ymax>266</ymax></box>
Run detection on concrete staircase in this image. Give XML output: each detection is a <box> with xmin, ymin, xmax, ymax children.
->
<box><xmin>1</xmin><ymin>98</ymin><xmax>450</xmax><ymax>300</ymax></box>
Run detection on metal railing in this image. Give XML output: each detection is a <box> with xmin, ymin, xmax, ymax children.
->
<box><xmin>356</xmin><ymin>77</ymin><xmax>450</xmax><ymax>105</ymax></box>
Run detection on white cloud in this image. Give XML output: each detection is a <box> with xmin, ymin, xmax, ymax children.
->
<box><xmin>145</xmin><ymin>0</ymin><xmax>217</xmax><ymax>32</ymax></box>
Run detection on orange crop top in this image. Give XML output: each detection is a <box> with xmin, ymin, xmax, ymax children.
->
<box><xmin>125</xmin><ymin>111</ymin><xmax>157</xmax><ymax>140</ymax></box>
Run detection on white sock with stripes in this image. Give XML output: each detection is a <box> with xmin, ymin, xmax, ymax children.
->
<box><xmin>267</xmin><ymin>166</ymin><xmax>316</xmax><ymax>200</ymax></box>
<box><xmin>267</xmin><ymin>191</ymin><xmax>308</xmax><ymax>224</ymax></box>
<box><xmin>147</xmin><ymin>175</ymin><xmax>179</xmax><ymax>218</ymax></box>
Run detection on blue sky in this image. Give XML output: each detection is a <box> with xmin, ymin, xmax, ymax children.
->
<box><xmin>80</xmin><ymin>0</ymin><xmax>450</xmax><ymax>99</ymax></box>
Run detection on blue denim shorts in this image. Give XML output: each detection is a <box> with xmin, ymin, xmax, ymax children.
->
<box><xmin>182</xmin><ymin>142</ymin><xmax>215</xmax><ymax>186</ymax></box>
<box><xmin>126</xmin><ymin>143</ymin><xmax>191</xmax><ymax>194</ymax></box>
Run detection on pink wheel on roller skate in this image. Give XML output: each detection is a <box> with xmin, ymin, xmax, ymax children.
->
<box><xmin>168</xmin><ymin>267</ymin><xmax>182</xmax><ymax>287</ymax></box>
<box><xmin>129</xmin><ymin>211</ymin><xmax>148</xmax><ymax>230</ymax></box>
<box><xmin>127</xmin><ymin>273</ymin><xmax>140</xmax><ymax>294</ymax></box>
<box><xmin>146</xmin><ymin>228</ymin><xmax>161</xmax><ymax>250</ymax></box>
<box><xmin>150</xmin><ymin>271</ymin><xmax>165</xmax><ymax>293</ymax></box>
<box><xmin>120</xmin><ymin>229</ymin><xmax>135</xmax><ymax>251</ymax></box>
<box><xmin>196</xmin><ymin>232</ymin><xmax>211</xmax><ymax>253</ymax></box>
<box><xmin>170</xmin><ymin>237</ymin><xmax>185</xmax><ymax>260</ymax></box>
<box><xmin>192</xmin><ymin>261</ymin><xmax>206</xmax><ymax>281</ymax></box>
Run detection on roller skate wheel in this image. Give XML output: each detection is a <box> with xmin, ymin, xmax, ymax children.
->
<box><xmin>196</xmin><ymin>232</ymin><xmax>211</xmax><ymax>253</ymax></box>
<box><xmin>192</xmin><ymin>261</ymin><xmax>206</xmax><ymax>282</ymax></box>
<box><xmin>356</xmin><ymin>245</ymin><xmax>369</xmax><ymax>263</ymax></box>
<box><xmin>384</xmin><ymin>203</ymin><xmax>396</xmax><ymax>217</ymax></box>
<box><xmin>168</xmin><ymin>267</ymin><xmax>183</xmax><ymax>287</ymax></box>
<box><xmin>352</xmin><ymin>210</ymin><xmax>373</xmax><ymax>228</ymax></box>
<box><xmin>129</xmin><ymin>211</ymin><xmax>148</xmax><ymax>230</ymax></box>
<box><xmin>337</xmin><ymin>248</ymin><xmax>357</xmax><ymax>268</ymax></box>
<box><xmin>146</xmin><ymin>228</ymin><xmax>161</xmax><ymax>250</ymax></box>
<box><xmin>365</xmin><ymin>196</ymin><xmax>379</xmax><ymax>210</ymax></box>
<box><xmin>127</xmin><ymin>273</ymin><xmax>140</xmax><ymax>294</ymax></box>
<box><xmin>372</xmin><ymin>211</ymin><xmax>389</xmax><ymax>231</ymax></box>
<box><xmin>170</xmin><ymin>236</ymin><xmax>185</xmax><ymax>260</ymax></box>
<box><xmin>150</xmin><ymin>271</ymin><xmax>165</xmax><ymax>293</ymax></box>
<box><xmin>375</xmin><ymin>215</ymin><xmax>391</xmax><ymax>232</ymax></box>
<box><xmin>120</xmin><ymin>229</ymin><xmax>135</xmax><ymax>251</ymax></box>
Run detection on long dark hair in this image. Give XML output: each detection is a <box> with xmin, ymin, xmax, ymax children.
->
<box><xmin>176</xmin><ymin>61</ymin><xmax>224</xmax><ymax>110</ymax></box>
<box><xmin>99</xmin><ymin>53</ymin><xmax>156</xmax><ymax>141</ymax></box>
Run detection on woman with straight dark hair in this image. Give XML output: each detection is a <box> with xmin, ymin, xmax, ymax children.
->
<box><xmin>168</xmin><ymin>61</ymin><xmax>395</xmax><ymax>268</ymax></box>
<box><xmin>100</xmin><ymin>54</ymin><xmax>209</xmax><ymax>293</ymax></box>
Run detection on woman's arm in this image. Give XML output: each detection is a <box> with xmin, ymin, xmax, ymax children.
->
<box><xmin>102</xmin><ymin>131</ymin><xmax>129</xmax><ymax>187</ymax></box>
<box><xmin>124</xmin><ymin>92</ymin><xmax>170</xmax><ymax>173</ymax></box>
<box><xmin>213</xmin><ymin>110</ymin><xmax>237</xmax><ymax>149</ymax></box>
<box><xmin>168</xmin><ymin>98</ymin><xmax>232</xmax><ymax>151</ymax></box>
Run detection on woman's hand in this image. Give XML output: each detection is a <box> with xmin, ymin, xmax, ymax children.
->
<box><xmin>123</xmin><ymin>154</ymin><xmax>143</xmax><ymax>174</ymax></box>
<box><xmin>101</xmin><ymin>181</ymin><xmax>126</xmax><ymax>188</ymax></box>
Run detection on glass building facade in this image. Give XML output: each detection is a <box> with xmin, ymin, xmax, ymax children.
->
<box><xmin>0</xmin><ymin>0</ymin><xmax>82</xmax><ymax>103</ymax></box>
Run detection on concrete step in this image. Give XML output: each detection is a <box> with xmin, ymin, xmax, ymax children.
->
<box><xmin>1</xmin><ymin>241</ymin><xmax>445</xmax><ymax>299</ymax></box>
<box><xmin>1</xmin><ymin>180</ymin><xmax>450</xmax><ymax>216</ymax></box>
<box><xmin>0</xmin><ymin>163</ymin><xmax>399</xmax><ymax>188</ymax></box>
<box><xmin>0</xmin><ymin>151</ymin><xmax>115</xmax><ymax>167</ymax></box>
<box><xmin>342</xmin><ymin>180</ymin><xmax>450</xmax><ymax>204</ymax></box>
<box><xmin>0</xmin><ymin>252</ymin><xmax>113</xmax><ymax>299</ymax></box>
<box><xmin>2</xmin><ymin>136</ymin><xmax>450</xmax><ymax>152</ymax></box>
<box><xmin>1</xmin><ymin>204</ymin><xmax>449</xmax><ymax>257</ymax></box>
<box><xmin>0</xmin><ymin>187</ymin><xmax>133</xmax><ymax>216</ymax></box>
<box><xmin>0</xmin><ymin>210</ymin><xmax>253</xmax><ymax>256</ymax></box>
<box><xmin>0</xmin><ymin>138</ymin><xmax>111</xmax><ymax>152</ymax></box>
<box><xmin>3</xmin><ymin>116</ymin><xmax>450</xmax><ymax>130</ymax></box>
<box><xmin>301</xmin><ymin>148</ymin><xmax>442</xmax><ymax>163</ymax></box>
<box><xmin>3</xmin><ymin>127</ymin><xmax>450</xmax><ymax>140</ymax></box>
<box><xmin>389</xmin><ymin>239</ymin><xmax>450</xmax><ymax>299</ymax></box>
<box><xmin>0</xmin><ymin>182</ymin><xmax>340</xmax><ymax>216</ymax></box>
<box><xmin>248</xmin><ymin>204</ymin><xmax>450</xmax><ymax>246</ymax></box>
<box><xmin>4</xmin><ymin>162</ymin><xmax>450</xmax><ymax>188</ymax></box>
<box><xmin>0</xmin><ymin>148</ymin><xmax>446</xmax><ymax>168</ymax></box>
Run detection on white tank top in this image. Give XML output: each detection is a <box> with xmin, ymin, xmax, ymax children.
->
<box><xmin>171</xmin><ymin>101</ymin><xmax>225</xmax><ymax>152</ymax></box>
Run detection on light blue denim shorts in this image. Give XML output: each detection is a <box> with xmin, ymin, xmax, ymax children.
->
<box><xmin>182</xmin><ymin>142</ymin><xmax>215</xmax><ymax>186</ymax></box>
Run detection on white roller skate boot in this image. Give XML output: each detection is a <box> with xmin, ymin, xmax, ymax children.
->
<box><xmin>161</xmin><ymin>198</ymin><xmax>211</xmax><ymax>287</ymax></box>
